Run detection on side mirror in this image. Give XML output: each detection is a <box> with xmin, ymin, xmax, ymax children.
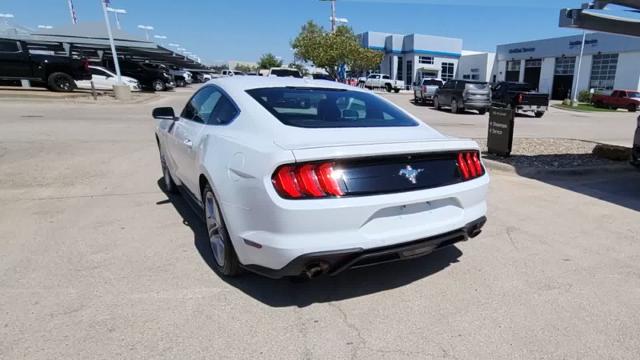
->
<box><xmin>153</xmin><ymin>107</ymin><xmax>176</xmax><ymax>120</ymax></box>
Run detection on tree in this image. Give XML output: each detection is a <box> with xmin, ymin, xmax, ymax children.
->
<box><xmin>257</xmin><ymin>53</ymin><xmax>283</xmax><ymax>69</ymax></box>
<box><xmin>288</xmin><ymin>62</ymin><xmax>308</xmax><ymax>76</ymax></box>
<box><xmin>234</xmin><ymin>63</ymin><xmax>255</xmax><ymax>73</ymax></box>
<box><xmin>291</xmin><ymin>20</ymin><xmax>383</xmax><ymax>79</ymax></box>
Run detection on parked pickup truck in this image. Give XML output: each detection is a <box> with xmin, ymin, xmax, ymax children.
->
<box><xmin>592</xmin><ymin>90</ymin><xmax>640</xmax><ymax>112</ymax></box>
<box><xmin>491</xmin><ymin>82</ymin><xmax>549</xmax><ymax>118</ymax></box>
<box><xmin>413</xmin><ymin>78</ymin><xmax>444</xmax><ymax>104</ymax></box>
<box><xmin>0</xmin><ymin>39</ymin><xmax>90</xmax><ymax>92</ymax></box>
<box><xmin>359</xmin><ymin>74</ymin><xmax>403</xmax><ymax>93</ymax></box>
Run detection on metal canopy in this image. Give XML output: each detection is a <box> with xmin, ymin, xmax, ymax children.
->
<box><xmin>0</xmin><ymin>22</ymin><xmax>208</xmax><ymax>69</ymax></box>
<box><xmin>560</xmin><ymin>0</ymin><xmax>640</xmax><ymax>36</ymax></box>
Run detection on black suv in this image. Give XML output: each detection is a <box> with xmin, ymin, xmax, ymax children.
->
<box><xmin>434</xmin><ymin>80</ymin><xmax>491</xmax><ymax>114</ymax></box>
<box><xmin>111</xmin><ymin>60</ymin><xmax>175</xmax><ymax>91</ymax></box>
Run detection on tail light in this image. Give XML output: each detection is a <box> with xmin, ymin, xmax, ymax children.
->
<box><xmin>516</xmin><ymin>93</ymin><xmax>524</xmax><ymax>104</ymax></box>
<box><xmin>457</xmin><ymin>151</ymin><xmax>484</xmax><ymax>181</ymax></box>
<box><xmin>81</xmin><ymin>58</ymin><xmax>89</xmax><ymax>72</ymax></box>
<box><xmin>272</xmin><ymin>162</ymin><xmax>344</xmax><ymax>199</ymax></box>
<box><xmin>421</xmin><ymin>85</ymin><xmax>426</xmax><ymax>92</ymax></box>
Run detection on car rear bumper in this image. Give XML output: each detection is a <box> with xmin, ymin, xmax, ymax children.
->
<box><xmin>244</xmin><ymin>216</ymin><xmax>486</xmax><ymax>278</ymax></box>
<box><xmin>518</xmin><ymin>105</ymin><xmax>548</xmax><ymax>112</ymax></box>
<box><xmin>228</xmin><ymin>173</ymin><xmax>489</xmax><ymax>274</ymax></box>
<box><xmin>463</xmin><ymin>100</ymin><xmax>491</xmax><ymax>110</ymax></box>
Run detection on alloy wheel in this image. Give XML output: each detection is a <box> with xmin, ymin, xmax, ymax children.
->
<box><xmin>205</xmin><ymin>191</ymin><xmax>225</xmax><ymax>267</ymax></box>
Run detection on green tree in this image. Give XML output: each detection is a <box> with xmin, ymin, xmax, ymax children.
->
<box><xmin>288</xmin><ymin>62</ymin><xmax>308</xmax><ymax>76</ymax></box>
<box><xmin>257</xmin><ymin>53</ymin><xmax>283</xmax><ymax>69</ymax></box>
<box><xmin>291</xmin><ymin>20</ymin><xmax>382</xmax><ymax>79</ymax></box>
<box><xmin>234</xmin><ymin>63</ymin><xmax>255</xmax><ymax>73</ymax></box>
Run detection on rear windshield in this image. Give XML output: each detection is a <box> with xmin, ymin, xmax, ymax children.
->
<box><xmin>509</xmin><ymin>83</ymin><xmax>535</xmax><ymax>92</ymax></box>
<box><xmin>246</xmin><ymin>87</ymin><xmax>419</xmax><ymax>128</ymax></box>
<box><xmin>423</xmin><ymin>79</ymin><xmax>443</xmax><ymax>86</ymax></box>
<box><xmin>465</xmin><ymin>82</ymin><xmax>489</xmax><ymax>90</ymax></box>
<box><xmin>269</xmin><ymin>69</ymin><xmax>302</xmax><ymax>78</ymax></box>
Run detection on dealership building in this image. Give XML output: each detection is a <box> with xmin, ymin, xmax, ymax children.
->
<box><xmin>358</xmin><ymin>31</ymin><xmax>463</xmax><ymax>85</ymax></box>
<box><xmin>493</xmin><ymin>32</ymin><xmax>640</xmax><ymax>100</ymax></box>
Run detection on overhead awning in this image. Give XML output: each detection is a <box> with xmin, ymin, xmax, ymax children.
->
<box><xmin>559</xmin><ymin>0</ymin><xmax>640</xmax><ymax>37</ymax></box>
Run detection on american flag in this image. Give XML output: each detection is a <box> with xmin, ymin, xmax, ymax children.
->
<box><xmin>67</xmin><ymin>0</ymin><xmax>78</xmax><ymax>24</ymax></box>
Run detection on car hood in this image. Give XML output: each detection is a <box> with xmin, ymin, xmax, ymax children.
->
<box><xmin>273</xmin><ymin>125</ymin><xmax>448</xmax><ymax>150</ymax></box>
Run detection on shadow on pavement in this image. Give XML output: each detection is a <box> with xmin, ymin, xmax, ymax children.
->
<box><xmin>157</xmin><ymin>179</ymin><xmax>463</xmax><ymax>308</ymax></box>
<box><xmin>486</xmin><ymin>155</ymin><xmax>640</xmax><ymax>212</ymax></box>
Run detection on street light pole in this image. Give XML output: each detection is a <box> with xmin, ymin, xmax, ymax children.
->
<box><xmin>137</xmin><ymin>25</ymin><xmax>154</xmax><ymax>41</ymax></box>
<box><xmin>106</xmin><ymin>7</ymin><xmax>126</xmax><ymax>30</ymax></box>
<box><xmin>572</xmin><ymin>30</ymin><xmax>587</xmax><ymax>106</ymax></box>
<box><xmin>100</xmin><ymin>0</ymin><xmax>122</xmax><ymax>85</ymax></box>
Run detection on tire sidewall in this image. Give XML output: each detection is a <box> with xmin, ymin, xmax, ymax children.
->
<box><xmin>153</xmin><ymin>80</ymin><xmax>165</xmax><ymax>92</ymax></box>
<box><xmin>48</xmin><ymin>72</ymin><xmax>75</xmax><ymax>92</ymax></box>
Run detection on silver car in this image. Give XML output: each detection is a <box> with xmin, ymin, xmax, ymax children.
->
<box><xmin>413</xmin><ymin>78</ymin><xmax>444</xmax><ymax>104</ymax></box>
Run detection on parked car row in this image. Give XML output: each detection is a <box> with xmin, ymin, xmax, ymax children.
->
<box><xmin>411</xmin><ymin>77</ymin><xmax>550</xmax><ymax>117</ymax></box>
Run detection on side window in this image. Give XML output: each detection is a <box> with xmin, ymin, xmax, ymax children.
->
<box><xmin>382</xmin><ymin>75</ymin><xmax>390</xmax><ymax>80</ymax></box>
<box><xmin>0</xmin><ymin>40</ymin><xmax>20</xmax><ymax>53</ymax></box>
<box><xmin>209</xmin><ymin>95</ymin><xmax>239</xmax><ymax>125</ymax></box>
<box><xmin>181</xmin><ymin>86</ymin><xmax>222</xmax><ymax>123</ymax></box>
<box><xmin>91</xmin><ymin>68</ymin><xmax>105</xmax><ymax>76</ymax></box>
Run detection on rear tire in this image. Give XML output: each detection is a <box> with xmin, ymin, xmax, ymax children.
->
<box><xmin>176</xmin><ymin>78</ymin><xmax>186</xmax><ymax>87</ymax></box>
<box><xmin>202</xmin><ymin>184</ymin><xmax>242</xmax><ymax>277</ymax></box>
<box><xmin>451</xmin><ymin>98</ymin><xmax>460</xmax><ymax>113</ymax></box>
<box><xmin>534</xmin><ymin>111</ymin><xmax>545</xmax><ymax>118</ymax></box>
<box><xmin>47</xmin><ymin>72</ymin><xmax>75</xmax><ymax>92</ymax></box>
<box><xmin>385</xmin><ymin>83</ymin><xmax>392</xmax><ymax>92</ymax></box>
<box><xmin>628</xmin><ymin>104</ymin><xmax>637</xmax><ymax>112</ymax></box>
<box><xmin>433</xmin><ymin>96</ymin><xmax>441</xmax><ymax>110</ymax></box>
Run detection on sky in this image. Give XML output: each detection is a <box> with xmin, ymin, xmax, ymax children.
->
<box><xmin>0</xmin><ymin>0</ymin><xmax>625</xmax><ymax>65</ymax></box>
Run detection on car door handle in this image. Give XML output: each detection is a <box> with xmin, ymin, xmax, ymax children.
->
<box><xmin>183</xmin><ymin>139</ymin><xmax>193</xmax><ymax>148</ymax></box>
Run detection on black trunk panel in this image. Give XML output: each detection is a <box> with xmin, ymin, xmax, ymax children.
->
<box><xmin>335</xmin><ymin>152</ymin><xmax>463</xmax><ymax>196</ymax></box>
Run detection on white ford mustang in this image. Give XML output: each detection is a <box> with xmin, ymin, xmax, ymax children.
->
<box><xmin>154</xmin><ymin>77</ymin><xmax>489</xmax><ymax>279</ymax></box>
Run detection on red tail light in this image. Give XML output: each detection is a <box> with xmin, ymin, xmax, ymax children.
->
<box><xmin>272</xmin><ymin>162</ymin><xmax>344</xmax><ymax>199</ymax></box>
<box><xmin>81</xmin><ymin>58</ymin><xmax>89</xmax><ymax>72</ymax></box>
<box><xmin>516</xmin><ymin>93</ymin><xmax>524</xmax><ymax>104</ymax></box>
<box><xmin>457</xmin><ymin>151</ymin><xmax>484</xmax><ymax>181</ymax></box>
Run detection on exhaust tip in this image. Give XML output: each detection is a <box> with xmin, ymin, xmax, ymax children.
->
<box><xmin>304</xmin><ymin>262</ymin><xmax>329</xmax><ymax>279</ymax></box>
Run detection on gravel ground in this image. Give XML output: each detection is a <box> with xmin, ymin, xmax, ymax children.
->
<box><xmin>475</xmin><ymin>138</ymin><xmax>623</xmax><ymax>169</ymax></box>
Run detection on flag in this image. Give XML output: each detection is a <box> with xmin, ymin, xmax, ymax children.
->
<box><xmin>67</xmin><ymin>0</ymin><xmax>78</xmax><ymax>24</ymax></box>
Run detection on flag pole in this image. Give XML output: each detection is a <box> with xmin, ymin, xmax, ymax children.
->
<box><xmin>67</xmin><ymin>0</ymin><xmax>78</xmax><ymax>24</ymax></box>
<box><xmin>101</xmin><ymin>0</ymin><xmax>122</xmax><ymax>84</ymax></box>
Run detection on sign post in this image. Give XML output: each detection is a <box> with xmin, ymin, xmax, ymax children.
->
<box><xmin>487</xmin><ymin>107</ymin><xmax>515</xmax><ymax>157</ymax></box>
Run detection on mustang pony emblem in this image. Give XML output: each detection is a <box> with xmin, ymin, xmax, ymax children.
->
<box><xmin>399</xmin><ymin>165</ymin><xmax>424</xmax><ymax>184</ymax></box>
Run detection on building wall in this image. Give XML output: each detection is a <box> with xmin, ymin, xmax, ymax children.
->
<box><xmin>456</xmin><ymin>53</ymin><xmax>495</xmax><ymax>82</ymax></box>
<box><xmin>574</xmin><ymin>55</ymin><xmax>593</xmax><ymax>95</ymax></box>
<box><xmin>615</xmin><ymin>52</ymin><xmax>640</xmax><ymax>91</ymax></box>
<box><xmin>539</xmin><ymin>57</ymin><xmax>555</xmax><ymax>95</ymax></box>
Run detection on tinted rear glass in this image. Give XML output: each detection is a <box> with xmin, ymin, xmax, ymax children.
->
<box><xmin>270</xmin><ymin>69</ymin><xmax>302</xmax><ymax>78</ymax></box>
<box><xmin>628</xmin><ymin>91</ymin><xmax>640</xmax><ymax>98</ymax></box>
<box><xmin>423</xmin><ymin>79</ymin><xmax>443</xmax><ymax>86</ymax></box>
<box><xmin>246</xmin><ymin>87</ymin><xmax>418</xmax><ymax>128</ymax></box>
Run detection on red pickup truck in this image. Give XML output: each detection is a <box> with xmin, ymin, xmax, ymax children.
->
<box><xmin>592</xmin><ymin>90</ymin><xmax>640</xmax><ymax>112</ymax></box>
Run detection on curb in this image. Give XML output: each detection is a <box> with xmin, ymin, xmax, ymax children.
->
<box><xmin>483</xmin><ymin>158</ymin><xmax>635</xmax><ymax>177</ymax></box>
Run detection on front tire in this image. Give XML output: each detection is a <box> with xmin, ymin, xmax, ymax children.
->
<box><xmin>433</xmin><ymin>96</ymin><xmax>441</xmax><ymax>110</ymax></box>
<box><xmin>385</xmin><ymin>83</ymin><xmax>392</xmax><ymax>93</ymax></box>
<box><xmin>159</xmin><ymin>148</ymin><xmax>178</xmax><ymax>194</ymax></box>
<box><xmin>628</xmin><ymin>104</ymin><xmax>638</xmax><ymax>112</ymax></box>
<box><xmin>202</xmin><ymin>184</ymin><xmax>241</xmax><ymax>277</ymax></box>
<box><xmin>152</xmin><ymin>79</ymin><xmax>166</xmax><ymax>92</ymax></box>
<box><xmin>534</xmin><ymin>111</ymin><xmax>545</xmax><ymax>118</ymax></box>
<box><xmin>47</xmin><ymin>72</ymin><xmax>75</xmax><ymax>92</ymax></box>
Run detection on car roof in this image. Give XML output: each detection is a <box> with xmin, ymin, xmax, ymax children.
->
<box><xmin>205</xmin><ymin>76</ymin><xmax>363</xmax><ymax>93</ymax></box>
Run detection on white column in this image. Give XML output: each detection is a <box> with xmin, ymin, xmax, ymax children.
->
<box><xmin>519</xmin><ymin>59</ymin><xmax>526</xmax><ymax>83</ymax></box>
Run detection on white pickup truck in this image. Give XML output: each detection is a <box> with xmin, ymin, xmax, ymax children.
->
<box><xmin>359</xmin><ymin>74</ymin><xmax>404</xmax><ymax>93</ymax></box>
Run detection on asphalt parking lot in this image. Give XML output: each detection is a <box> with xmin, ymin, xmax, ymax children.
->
<box><xmin>2</xmin><ymin>88</ymin><xmax>640</xmax><ymax>359</ymax></box>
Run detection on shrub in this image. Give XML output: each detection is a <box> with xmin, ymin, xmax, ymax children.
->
<box><xmin>578</xmin><ymin>90</ymin><xmax>592</xmax><ymax>103</ymax></box>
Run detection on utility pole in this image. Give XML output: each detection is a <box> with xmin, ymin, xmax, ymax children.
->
<box><xmin>330</xmin><ymin>0</ymin><xmax>336</xmax><ymax>32</ymax></box>
<box><xmin>100</xmin><ymin>0</ymin><xmax>122</xmax><ymax>85</ymax></box>
<box><xmin>571</xmin><ymin>30</ymin><xmax>587</xmax><ymax>106</ymax></box>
